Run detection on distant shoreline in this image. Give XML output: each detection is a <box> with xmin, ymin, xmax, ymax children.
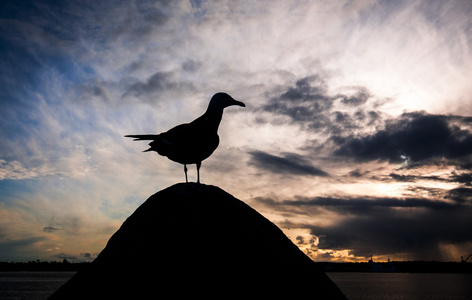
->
<box><xmin>0</xmin><ymin>260</ymin><xmax>90</xmax><ymax>272</ymax></box>
<box><xmin>317</xmin><ymin>261</ymin><xmax>472</xmax><ymax>273</ymax></box>
<box><xmin>1</xmin><ymin>260</ymin><xmax>471</xmax><ymax>273</ymax></box>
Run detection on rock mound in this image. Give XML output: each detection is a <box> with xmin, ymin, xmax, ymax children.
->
<box><xmin>49</xmin><ymin>183</ymin><xmax>346</xmax><ymax>299</ymax></box>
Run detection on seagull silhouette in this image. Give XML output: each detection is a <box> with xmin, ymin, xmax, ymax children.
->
<box><xmin>125</xmin><ymin>92</ymin><xmax>245</xmax><ymax>183</ymax></box>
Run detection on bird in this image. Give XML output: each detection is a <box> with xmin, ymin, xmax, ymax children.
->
<box><xmin>125</xmin><ymin>92</ymin><xmax>245</xmax><ymax>183</ymax></box>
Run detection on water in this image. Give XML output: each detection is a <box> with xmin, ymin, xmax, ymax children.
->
<box><xmin>0</xmin><ymin>272</ymin><xmax>471</xmax><ymax>299</ymax></box>
<box><xmin>327</xmin><ymin>272</ymin><xmax>472</xmax><ymax>300</ymax></box>
<box><xmin>0</xmin><ymin>272</ymin><xmax>75</xmax><ymax>300</ymax></box>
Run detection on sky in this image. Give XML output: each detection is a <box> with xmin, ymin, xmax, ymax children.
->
<box><xmin>1</xmin><ymin>0</ymin><xmax>472</xmax><ymax>263</ymax></box>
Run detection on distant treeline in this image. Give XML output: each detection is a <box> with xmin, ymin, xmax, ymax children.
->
<box><xmin>0</xmin><ymin>260</ymin><xmax>90</xmax><ymax>272</ymax></box>
<box><xmin>1</xmin><ymin>260</ymin><xmax>471</xmax><ymax>273</ymax></box>
<box><xmin>315</xmin><ymin>261</ymin><xmax>472</xmax><ymax>273</ymax></box>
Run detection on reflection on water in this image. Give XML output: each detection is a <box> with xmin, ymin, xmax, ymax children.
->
<box><xmin>0</xmin><ymin>272</ymin><xmax>75</xmax><ymax>300</ymax></box>
<box><xmin>1</xmin><ymin>271</ymin><xmax>471</xmax><ymax>300</ymax></box>
<box><xmin>328</xmin><ymin>272</ymin><xmax>472</xmax><ymax>300</ymax></box>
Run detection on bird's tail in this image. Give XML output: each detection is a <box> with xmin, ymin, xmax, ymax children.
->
<box><xmin>125</xmin><ymin>135</ymin><xmax>166</xmax><ymax>155</ymax></box>
<box><xmin>143</xmin><ymin>140</ymin><xmax>161</xmax><ymax>154</ymax></box>
<box><xmin>124</xmin><ymin>134</ymin><xmax>160</xmax><ymax>141</ymax></box>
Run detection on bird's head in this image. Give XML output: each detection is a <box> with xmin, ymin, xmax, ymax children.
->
<box><xmin>209</xmin><ymin>92</ymin><xmax>245</xmax><ymax>109</ymax></box>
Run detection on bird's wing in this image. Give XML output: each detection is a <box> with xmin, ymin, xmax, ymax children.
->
<box><xmin>124</xmin><ymin>134</ymin><xmax>161</xmax><ymax>141</ymax></box>
<box><xmin>159</xmin><ymin>123</ymin><xmax>196</xmax><ymax>144</ymax></box>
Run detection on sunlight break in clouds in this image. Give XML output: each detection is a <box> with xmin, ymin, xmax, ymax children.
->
<box><xmin>1</xmin><ymin>0</ymin><xmax>472</xmax><ymax>262</ymax></box>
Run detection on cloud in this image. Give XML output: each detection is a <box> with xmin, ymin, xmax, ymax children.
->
<box><xmin>309</xmin><ymin>204</ymin><xmax>472</xmax><ymax>260</ymax></box>
<box><xmin>256</xmin><ymin>195</ymin><xmax>461</xmax><ymax>217</ymax></box>
<box><xmin>387</xmin><ymin>173</ymin><xmax>444</xmax><ymax>183</ymax></box>
<box><xmin>1</xmin><ymin>0</ymin><xmax>472</xmax><ymax>263</ymax></box>
<box><xmin>248</xmin><ymin>151</ymin><xmax>328</xmax><ymax>177</ymax></box>
<box><xmin>262</xmin><ymin>75</ymin><xmax>333</xmax><ymax>127</ymax></box>
<box><xmin>53</xmin><ymin>252</ymin><xmax>98</xmax><ymax>262</ymax></box>
<box><xmin>121</xmin><ymin>71</ymin><xmax>195</xmax><ymax>103</ymax></box>
<box><xmin>43</xmin><ymin>226</ymin><xmax>61</xmax><ymax>233</ymax></box>
<box><xmin>260</xmin><ymin>74</ymin><xmax>385</xmax><ymax>140</ymax></box>
<box><xmin>335</xmin><ymin>86</ymin><xmax>371</xmax><ymax>106</ymax></box>
<box><xmin>75</xmin><ymin>79</ymin><xmax>113</xmax><ymax>105</ymax></box>
<box><xmin>450</xmin><ymin>172</ymin><xmax>472</xmax><ymax>185</ymax></box>
<box><xmin>333</xmin><ymin>112</ymin><xmax>472</xmax><ymax>164</ymax></box>
<box><xmin>54</xmin><ymin>253</ymin><xmax>78</xmax><ymax>260</ymax></box>
<box><xmin>255</xmin><ymin>194</ymin><xmax>472</xmax><ymax>260</ymax></box>
<box><xmin>446</xmin><ymin>187</ymin><xmax>472</xmax><ymax>203</ymax></box>
<box><xmin>0</xmin><ymin>160</ymin><xmax>39</xmax><ymax>180</ymax></box>
<box><xmin>385</xmin><ymin>171</ymin><xmax>472</xmax><ymax>188</ymax></box>
<box><xmin>0</xmin><ymin>237</ymin><xmax>47</xmax><ymax>261</ymax></box>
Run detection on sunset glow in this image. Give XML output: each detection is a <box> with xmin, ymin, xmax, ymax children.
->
<box><xmin>1</xmin><ymin>0</ymin><xmax>472</xmax><ymax>263</ymax></box>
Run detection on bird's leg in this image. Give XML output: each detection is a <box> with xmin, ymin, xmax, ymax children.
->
<box><xmin>184</xmin><ymin>164</ymin><xmax>188</xmax><ymax>183</ymax></box>
<box><xmin>196</xmin><ymin>161</ymin><xmax>201</xmax><ymax>184</ymax></box>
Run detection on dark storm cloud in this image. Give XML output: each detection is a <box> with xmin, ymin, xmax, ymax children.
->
<box><xmin>248</xmin><ymin>151</ymin><xmax>328</xmax><ymax>176</ymax></box>
<box><xmin>263</xmin><ymin>76</ymin><xmax>472</xmax><ymax>169</ymax></box>
<box><xmin>43</xmin><ymin>226</ymin><xmax>61</xmax><ymax>233</ymax></box>
<box><xmin>263</xmin><ymin>75</ymin><xmax>332</xmax><ymax>126</ymax></box>
<box><xmin>295</xmin><ymin>196</ymin><xmax>457</xmax><ymax>210</ymax></box>
<box><xmin>405</xmin><ymin>186</ymin><xmax>446</xmax><ymax>200</ymax></box>
<box><xmin>255</xmin><ymin>194</ymin><xmax>472</xmax><ymax>260</ymax></box>
<box><xmin>450</xmin><ymin>172</ymin><xmax>472</xmax><ymax>185</ymax></box>
<box><xmin>75</xmin><ymin>79</ymin><xmax>113</xmax><ymax>104</ymax></box>
<box><xmin>335</xmin><ymin>86</ymin><xmax>371</xmax><ymax>106</ymax></box>
<box><xmin>261</xmin><ymin>75</ymin><xmax>380</xmax><ymax>135</ymax></box>
<box><xmin>386</xmin><ymin>171</ymin><xmax>472</xmax><ymax>187</ymax></box>
<box><xmin>182</xmin><ymin>59</ymin><xmax>201</xmax><ymax>72</ymax></box>
<box><xmin>121</xmin><ymin>71</ymin><xmax>195</xmax><ymax>102</ymax></box>
<box><xmin>54</xmin><ymin>253</ymin><xmax>78</xmax><ymax>260</ymax></box>
<box><xmin>446</xmin><ymin>187</ymin><xmax>472</xmax><ymax>203</ymax></box>
<box><xmin>122</xmin><ymin>72</ymin><xmax>175</xmax><ymax>99</ymax></box>
<box><xmin>333</xmin><ymin>112</ymin><xmax>472</xmax><ymax>164</ymax></box>
<box><xmin>256</xmin><ymin>195</ymin><xmax>459</xmax><ymax>216</ymax></box>
<box><xmin>276</xmin><ymin>75</ymin><xmax>330</xmax><ymax>103</ymax></box>
<box><xmin>387</xmin><ymin>173</ymin><xmax>441</xmax><ymax>182</ymax></box>
<box><xmin>309</xmin><ymin>206</ymin><xmax>472</xmax><ymax>259</ymax></box>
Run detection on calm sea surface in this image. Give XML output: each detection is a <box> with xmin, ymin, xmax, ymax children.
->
<box><xmin>328</xmin><ymin>272</ymin><xmax>472</xmax><ymax>300</ymax></box>
<box><xmin>0</xmin><ymin>272</ymin><xmax>75</xmax><ymax>300</ymax></box>
<box><xmin>0</xmin><ymin>272</ymin><xmax>471</xmax><ymax>299</ymax></box>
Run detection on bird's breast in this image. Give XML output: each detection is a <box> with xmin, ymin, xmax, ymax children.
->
<box><xmin>158</xmin><ymin>132</ymin><xmax>219</xmax><ymax>165</ymax></box>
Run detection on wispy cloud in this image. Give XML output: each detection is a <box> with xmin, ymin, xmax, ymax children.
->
<box><xmin>1</xmin><ymin>0</ymin><xmax>472</xmax><ymax>262</ymax></box>
<box><xmin>249</xmin><ymin>151</ymin><xmax>328</xmax><ymax>177</ymax></box>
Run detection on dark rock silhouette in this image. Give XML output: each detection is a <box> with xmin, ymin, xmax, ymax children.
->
<box><xmin>125</xmin><ymin>93</ymin><xmax>245</xmax><ymax>183</ymax></box>
<box><xmin>49</xmin><ymin>184</ymin><xmax>347</xmax><ymax>299</ymax></box>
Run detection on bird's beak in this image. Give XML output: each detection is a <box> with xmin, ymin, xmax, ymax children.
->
<box><xmin>234</xmin><ymin>100</ymin><xmax>246</xmax><ymax>107</ymax></box>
